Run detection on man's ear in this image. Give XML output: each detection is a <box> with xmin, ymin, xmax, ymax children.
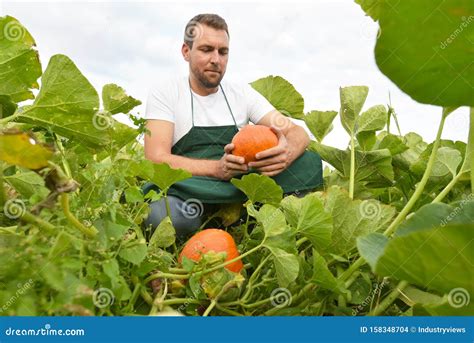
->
<box><xmin>181</xmin><ymin>43</ymin><xmax>190</xmax><ymax>62</ymax></box>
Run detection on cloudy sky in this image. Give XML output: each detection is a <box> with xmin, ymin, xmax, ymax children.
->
<box><xmin>2</xmin><ymin>0</ymin><xmax>470</xmax><ymax>148</ymax></box>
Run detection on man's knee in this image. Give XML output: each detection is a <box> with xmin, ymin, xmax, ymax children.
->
<box><xmin>143</xmin><ymin>196</ymin><xmax>203</xmax><ymax>240</ymax></box>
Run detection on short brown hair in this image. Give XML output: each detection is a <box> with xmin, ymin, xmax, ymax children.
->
<box><xmin>184</xmin><ymin>13</ymin><xmax>229</xmax><ymax>48</ymax></box>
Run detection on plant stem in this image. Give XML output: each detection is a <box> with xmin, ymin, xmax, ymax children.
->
<box><xmin>349</xmin><ymin>133</ymin><xmax>356</xmax><ymax>199</ymax></box>
<box><xmin>20</xmin><ymin>211</ymin><xmax>56</xmax><ymax>232</ymax></box>
<box><xmin>144</xmin><ymin>272</ymin><xmax>189</xmax><ymax>284</ymax></box>
<box><xmin>368</xmin><ymin>280</ymin><xmax>408</xmax><ymax>316</ymax></box>
<box><xmin>383</xmin><ymin>110</ymin><xmax>447</xmax><ymax>236</ymax></box>
<box><xmin>339</xmin><ymin>258</ymin><xmax>365</xmax><ymax>283</ymax></box>
<box><xmin>0</xmin><ymin>111</ymin><xmax>20</xmax><ymax>125</ymax></box>
<box><xmin>60</xmin><ymin>193</ymin><xmax>98</xmax><ymax>238</ymax></box>
<box><xmin>53</xmin><ymin>133</ymin><xmax>72</xmax><ymax>179</ymax></box>
<box><xmin>432</xmin><ymin>171</ymin><xmax>462</xmax><ymax>203</ymax></box>
<box><xmin>160</xmin><ymin>298</ymin><xmax>203</xmax><ymax>306</ymax></box>
<box><xmin>202</xmin><ymin>299</ymin><xmax>217</xmax><ymax>316</ymax></box>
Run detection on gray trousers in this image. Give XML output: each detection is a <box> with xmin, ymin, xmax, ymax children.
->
<box><xmin>143</xmin><ymin>196</ymin><xmax>204</xmax><ymax>241</ymax></box>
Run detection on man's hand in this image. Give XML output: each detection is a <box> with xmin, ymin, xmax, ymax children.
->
<box><xmin>215</xmin><ymin>143</ymin><xmax>248</xmax><ymax>181</ymax></box>
<box><xmin>248</xmin><ymin>127</ymin><xmax>292</xmax><ymax>177</ymax></box>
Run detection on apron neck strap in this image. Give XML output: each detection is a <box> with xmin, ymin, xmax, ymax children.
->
<box><xmin>188</xmin><ymin>78</ymin><xmax>238</xmax><ymax>129</ymax></box>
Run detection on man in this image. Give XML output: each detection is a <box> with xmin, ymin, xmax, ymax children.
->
<box><xmin>143</xmin><ymin>14</ymin><xmax>322</xmax><ymax>239</ymax></box>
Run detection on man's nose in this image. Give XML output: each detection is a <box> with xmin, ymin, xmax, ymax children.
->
<box><xmin>209</xmin><ymin>50</ymin><xmax>220</xmax><ymax>64</ymax></box>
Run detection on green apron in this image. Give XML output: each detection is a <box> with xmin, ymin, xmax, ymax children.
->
<box><xmin>151</xmin><ymin>81</ymin><xmax>323</xmax><ymax>204</ymax></box>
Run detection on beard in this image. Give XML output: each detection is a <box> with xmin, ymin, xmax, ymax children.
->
<box><xmin>191</xmin><ymin>65</ymin><xmax>224</xmax><ymax>88</ymax></box>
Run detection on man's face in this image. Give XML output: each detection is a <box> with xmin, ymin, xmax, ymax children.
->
<box><xmin>182</xmin><ymin>24</ymin><xmax>229</xmax><ymax>88</ymax></box>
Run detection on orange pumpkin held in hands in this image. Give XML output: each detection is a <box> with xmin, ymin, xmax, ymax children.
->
<box><xmin>232</xmin><ymin>125</ymin><xmax>279</xmax><ymax>163</ymax></box>
<box><xmin>179</xmin><ymin>229</ymin><xmax>244</xmax><ymax>273</ymax></box>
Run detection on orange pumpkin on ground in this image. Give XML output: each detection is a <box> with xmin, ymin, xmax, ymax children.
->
<box><xmin>231</xmin><ymin>125</ymin><xmax>279</xmax><ymax>163</ymax></box>
<box><xmin>179</xmin><ymin>229</ymin><xmax>243</xmax><ymax>273</ymax></box>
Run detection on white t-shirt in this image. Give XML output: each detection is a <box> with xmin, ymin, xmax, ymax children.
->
<box><xmin>145</xmin><ymin>75</ymin><xmax>274</xmax><ymax>145</ymax></box>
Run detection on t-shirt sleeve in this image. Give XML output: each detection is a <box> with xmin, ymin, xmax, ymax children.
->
<box><xmin>145</xmin><ymin>81</ymin><xmax>176</xmax><ymax>122</ymax></box>
<box><xmin>244</xmin><ymin>84</ymin><xmax>275</xmax><ymax>124</ymax></box>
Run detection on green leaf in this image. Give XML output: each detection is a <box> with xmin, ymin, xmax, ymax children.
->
<box><xmin>0</xmin><ymin>95</ymin><xmax>18</xmax><ymax>118</ymax></box>
<box><xmin>255</xmin><ymin>204</ymin><xmax>288</xmax><ymax>237</ymax></box>
<box><xmin>376</xmin><ymin>133</ymin><xmax>409</xmax><ymax>156</ymax></box>
<box><xmin>339</xmin><ymin>86</ymin><xmax>369</xmax><ymax>135</ymax></box>
<box><xmin>96</xmin><ymin>220</ymin><xmax>129</xmax><ymax>249</ymax></box>
<box><xmin>304</xmin><ymin>110</ymin><xmax>338</xmax><ymax>142</ymax></box>
<box><xmin>0</xmin><ymin>16</ymin><xmax>42</xmax><ymax>102</ymax></box>
<box><xmin>16</xmin><ymin>54</ymin><xmax>137</xmax><ymax>149</ymax></box>
<box><xmin>119</xmin><ymin>241</ymin><xmax>148</xmax><ymax>265</ymax></box>
<box><xmin>0</xmin><ymin>132</ymin><xmax>53</xmax><ymax>169</ymax></box>
<box><xmin>41</xmin><ymin>265</ymin><xmax>65</xmax><ymax>291</ymax></box>
<box><xmin>148</xmin><ymin>216</ymin><xmax>176</xmax><ymax>249</ymax></box>
<box><xmin>396</xmin><ymin>201</ymin><xmax>474</xmax><ymax>236</ymax></box>
<box><xmin>357</xmin><ymin>105</ymin><xmax>387</xmax><ymax>133</ymax></box>
<box><xmin>373</xmin><ymin>0</ymin><xmax>474</xmax><ymax>106</ymax></box>
<box><xmin>251</xmin><ymin>75</ymin><xmax>305</xmax><ymax>119</ymax></box>
<box><xmin>102</xmin><ymin>84</ymin><xmax>141</xmax><ymax>115</ymax></box>
<box><xmin>280</xmin><ymin>194</ymin><xmax>333</xmax><ymax>250</ymax></box>
<box><xmin>356</xmin><ymin>131</ymin><xmax>376</xmax><ymax>151</ymax></box>
<box><xmin>320</xmin><ymin>186</ymin><xmax>396</xmax><ymax>255</ymax></box>
<box><xmin>124</xmin><ymin>186</ymin><xmax>144</xmax><ymax>204</ymax></box>
<box><xmin>231</xmin><ymin>173</ymin><xmax>283</xmax><ymax>205</ymax></box>
<box><xmin>103</xmin><ymin>258</ymin><xmax>120</xmax><ymax>289</ymax></box>
<box><xmin>148</xmin><ymin>163</ymin><xmax>192</xmax><ymax>193</ymax></box>
<box><xmin>411</xmin><ymin>146</ymin><xmax>463</xmax><ymax>178</ymax></box>
<box><xmin>311</xmin><ymin>249</ymin><xmax>345</xmax><ymax>293</ymax></box>
<box><xmin>357</xmin><ymin>232</ymin><xmax>388</xmax><ymax>269</ymax></box>
<box><xmin>4</xmin><ymin>171</ymin><xmax>49</xmax><ymax>199</ymax></box>
<box><xmin>48</xmin><ymin>232</ymin><xmax>76</xmax><ymax>260</ymax></box>
<box><xmin>355</xmin><ymin>0</ymin><xmax>383</xmax><ymax>21</ymax></box>
<box><xmin>361</xmin><ymin>224</ymin><xmax>473</xmax><ymax>295</ymax></box>
<box><xmin>311</xmin><ymin>141</ymin><xmax>394</xmax><ymax>185</ymax></box>
<box><xmin>266</xmin><ymin>246</ymin><xmax>299</xmax><ymax>287</ymax></box>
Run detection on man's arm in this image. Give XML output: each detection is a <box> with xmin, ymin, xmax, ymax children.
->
<box><xmin>248</xmin><ymin>110</ymin><xmax>310</xmax><ymax>176</ymax></box>
<box><xmin>144</xmin><ymin>120</ymin><xmax>247</xmax><ymax>180</ymax></box>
